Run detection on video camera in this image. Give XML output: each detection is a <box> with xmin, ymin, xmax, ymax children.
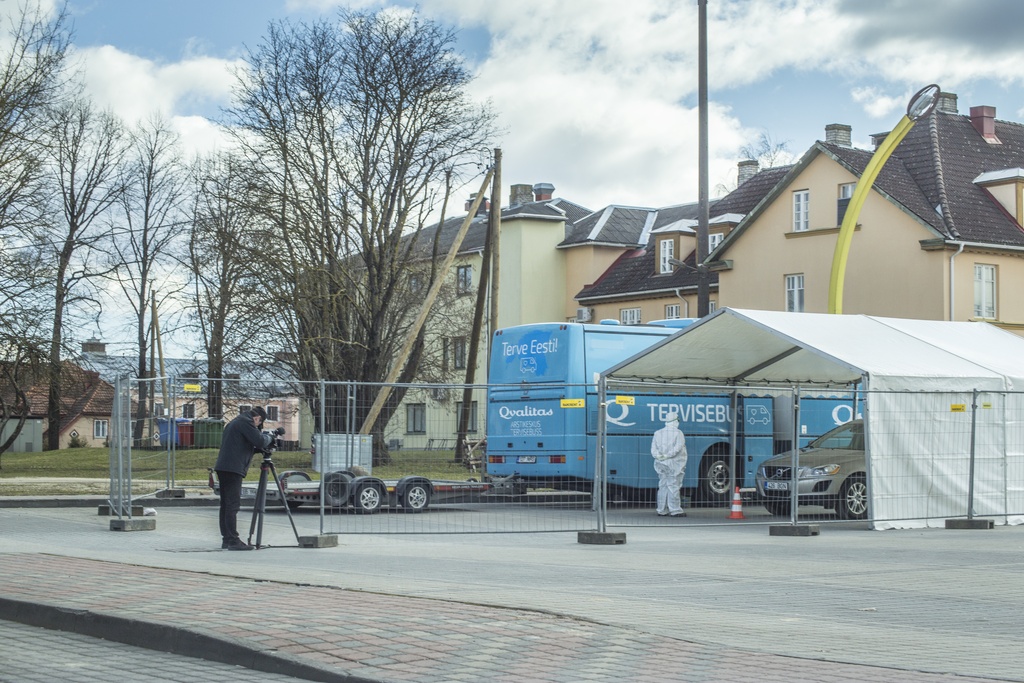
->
<box><xmin>261</xmin><ymin>427</ymin><xmax>286</xmax><ymax>456</ymax></box>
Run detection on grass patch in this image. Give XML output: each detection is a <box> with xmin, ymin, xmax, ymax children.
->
<box><xmin>1</xmin><ymin>446</ymin><xmax>479</xmax><ymax>487</ymax></box>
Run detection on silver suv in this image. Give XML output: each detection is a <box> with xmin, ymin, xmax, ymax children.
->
<box><xmin>755</xmin><ymin>419</ymin><xmax>868</xmax><ymax>520</ymax></box>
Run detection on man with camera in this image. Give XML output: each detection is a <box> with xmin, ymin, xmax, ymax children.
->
<box><xmin>215</xmin><ymin>407</ymin><xmax>273</xmax><ymax>550</ymax></box>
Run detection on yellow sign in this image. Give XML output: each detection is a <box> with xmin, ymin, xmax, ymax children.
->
<box><xmin>981</xmin><ymin>402</ymin><xmax>992</xmax><ymax>409</ymax></box>
<box><xmin>560</xmin><ymin>399</ymin><xmax>585</xmax><ymax>408</ymax></box>
<box><xmin>183</xmin><ymin>383</ymin><xmax>202</xmax><ymax>393</ymax></box>
<box><xmin>615</xmin><ymin>395</ymin><xmax>635</xmax><ymax>405</ymax></box>
<box><xmin>950</xmin><ymin>404</ymin><xmax>966</xmax><ymax>412</ymax></box>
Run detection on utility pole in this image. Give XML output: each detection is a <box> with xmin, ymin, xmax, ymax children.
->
<box><xmin>696</xmin><ymin>0</ymin><xmax>710</xmax><ymax>317</ymax></box>
<box><xmin>456</xmin><ymin>148</ymin><xmax>501</xmax><ymax>463</ymax></box>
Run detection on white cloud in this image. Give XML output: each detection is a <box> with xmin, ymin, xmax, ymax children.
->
<box><xmin>72</xmin><ymin>45</ymin><xmax>240</xmax><ymax>156</ymax></box>
<box><xmin>851</xmin><ymin>87</ymin><xmax>903</xmax><ymax>120</ymax></box>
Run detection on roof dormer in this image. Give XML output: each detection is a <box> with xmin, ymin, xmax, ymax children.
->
<box><xmin>974</xmin><ymin>168</ymin><xmax>1024</xmax><ymax>226</ymax></box>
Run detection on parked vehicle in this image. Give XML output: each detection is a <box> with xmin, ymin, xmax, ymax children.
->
<box><xmin>486</xmin><ymin>320</ymin><xmax>860</xmax><ymax>503</ymax></box>
<box><xmin>755</xmin><ymin>419</ymin><xmax>868</xmax><ymax>519</ymax></box>
<box><xmin>209</xmin><ymin>468</ymin><xmax>510</xmax><ymax>513</ymax></box>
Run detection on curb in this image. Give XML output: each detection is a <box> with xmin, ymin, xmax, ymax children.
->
<box><xmin>0</xmin><ymin>496</ymin><xmax>219</xmax><ymax>509</ymax></box>
<box><xmin>0</xmin><ymin>596</ymin><xmax>378</xmax><ymax>683</ymax></box>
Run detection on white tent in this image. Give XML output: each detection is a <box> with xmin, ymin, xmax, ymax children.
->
<box><xmin>603</xmin><ymin>308</ymin><xmax>1024</xmax><ymax>529</ymax></box>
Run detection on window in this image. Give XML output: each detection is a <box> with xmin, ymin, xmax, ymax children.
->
<box><xmin>266</xmin><ymin>405</ymin><xmax>279</xmax><ymax>422</ymax></box>
<box><xmin>708</xmin><ymin>232</ymin><xmax>724</xmax><ymax>252</ymax></box>
<box><xmin>785</xmin><ymin>274</ymin><xmax>805</xmax><ymax>312</ymax></box>
<box><xmin>452</xmin><ymin>337</ymin><xmax>467</xmax><ymax>369</ymax></box>
<box><xmin>445</xmin><ymin>337</ymin><xmax>467</xmax><ymax>371</ymax></box>
<box><xmin>974</xmin><ymin>264</ymin><xmax>996</xmax><ymax>318</ymax></box>
<box><xmin>455</xmin><ymin>401</ymin><xmax>479</xmax><ymax>433</ymax></box>
<box><xmin>665</xmin><ymin>303</ymin><xmax>680</xmax><ymax>319</ymax></box>
<box><xmin>620</xmin><ymin>307</ymin><xmax>641</xmax><ymax>325</ymax></box>
<box><xmin>238</xmin><ymin>404</ymin><xmax>252</xmax><ymax>415</ymax></box>
<box><xmin>93</xmin><ymin>420</ymin><xmax>108</xmax><ymax>439</ymax></box>
<box><xmin>456</xmin><ymin>265</ymin><xmax>473</xmax><ymax>295</ymax></box>
<box><xmin>154</xmin><ymin>402</ymin><xmax>164</xmax><ymax>417</ymax></box>
<box><xmin>708</xmin><ymin>301</ymin><xmax>717</xmax><ymax>314</ymax></box>
<box><xmin>659</xmin><ymin>238</ymin><xmax>674</xmax><ymax>274</ymax></box>
<box><xmin>837</xmin><ymin>183</ymin><xmax>855</xmax><ymax>225</ymax></box>
<box><xmin>793</xmin><ymin>190</ymin><xmax>809</xmax><ymax>232</ymax></box>
<box><xmin>409</xmin><ymin>273</ymin><xmax>423</xmax><ymax>293</ymax></box>
<box><xmin>406</xmin><ymin>403</ymin><xmax>426</xmax><ymax>434</ymax></box>
<box><xmin>182</xmin><ymin>403</ymin><xmax>196</xmax><ymax>419</ymax></box>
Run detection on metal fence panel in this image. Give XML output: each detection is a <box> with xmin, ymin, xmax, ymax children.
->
<box><xmin>314</xmin><ymin>382</ymin><xmax>597</xmax><ymax>534</ymax></box>
<box><xmin>111</xmin><ymin>374</ymin><xmax>1024</xmax><ymax>532</ymax></box>
<box><xmin>595</xmin><ymin>379</ymin><xmax>1024</xmax><ymax>529</ymax></box>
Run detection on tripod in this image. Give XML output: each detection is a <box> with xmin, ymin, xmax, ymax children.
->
<box><xmin>247</xmin><ymin>450</ymin><xmax>301</xmax><ymax>548</ymax></box>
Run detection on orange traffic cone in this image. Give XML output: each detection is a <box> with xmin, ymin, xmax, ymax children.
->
<box><xmin>727</xmin><ymin>486</ymin><xmax>745</xmax><ymax>520</ymax></box>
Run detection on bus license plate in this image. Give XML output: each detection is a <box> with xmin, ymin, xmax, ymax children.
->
<box><xmin>765</xmin><ymin>481</ymin><xmax>789</xmax><ymax>491</ymax></box>
<box><xmin>517</xmin><ymin>456</ymin><xmax>537</xmax><ymax>464</ymax></box>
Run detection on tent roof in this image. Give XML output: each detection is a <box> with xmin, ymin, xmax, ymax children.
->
<box><xmin>604</xmin><ymin>308</ymin><xmax>1022</xmax><ymax>391</ymax></box>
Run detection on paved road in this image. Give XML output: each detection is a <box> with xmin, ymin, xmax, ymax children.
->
<box><xmin>1</xmin><ymin>501</ymin><xmax>1022</xmax><ymax>682</ymax></box>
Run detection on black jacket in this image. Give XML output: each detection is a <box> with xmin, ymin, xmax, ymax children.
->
<box><xmin>214</xmin><ymin>413</ymin><xmax>270</xmax><ymax>476</ymax></box>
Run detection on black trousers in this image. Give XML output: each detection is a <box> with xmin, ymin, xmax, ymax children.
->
<box><xmin>216</xmin><ymin>470</ymin><xmax>244</xmax><ymax>542</ymax></box>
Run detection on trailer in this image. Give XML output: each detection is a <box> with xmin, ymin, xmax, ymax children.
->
<box><xmin>210</xmin><ymin>468</ymin><xmax>516</xmax><ymax>513</ymax></box>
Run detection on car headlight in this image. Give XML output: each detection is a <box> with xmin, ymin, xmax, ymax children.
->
<box><xmin>799</xmin><ymin>464</ymin><xmax>840</xmax><ymax>478</ymax></box>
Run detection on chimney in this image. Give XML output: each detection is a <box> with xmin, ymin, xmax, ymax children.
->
<box><xmin>824</xmin><ymin>123</ymin><xmax>852</xmax><ymax>148</ymax></box>
<box><xmin>737</xmin><ymin>159</ymin><xmax>759</xmax><ymax>185</ymax></box>
<box><xmin>533</xmin><ymin>182</ymin><xmax>555</xmax><ymax>201</ymax></box>
<box><xmin>870</xmin><ymin>131</ymin><xmax>890</xmax><ymax>150</ymax></box>
<box><xmin>464</xmin><ymin>193</ymin><xmax>489</xmax><ymax>215</ymax></box>
<box><xmin>509</xmin><ymin>183</ymin><xmax>533</xmax><ymax>207</ymax></box>
<box><xmin>970</xmin><ymin>105</ymin><xmax>1000</xmax><ymax>143</ymax></box>
<box><xmin>937</xmin><ymin>91</ymin><xmax>958</xmax><ymax>114</ymax></box>
<box><xmin>82</xmin><ymin>338</ymin><xmax>106</xmax><ymax>355</ymax></box>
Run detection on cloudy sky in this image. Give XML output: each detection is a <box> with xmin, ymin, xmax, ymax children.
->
<box><xmin>59</xmin><ymin>0</ymin><xmax>1024</xmax><ymax>214</ymax></box>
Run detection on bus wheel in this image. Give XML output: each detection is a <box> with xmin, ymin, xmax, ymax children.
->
<box><xmin>699</xmin><ymin>454</ymin><xmax>732</xmax><ymax>505</ymax></box>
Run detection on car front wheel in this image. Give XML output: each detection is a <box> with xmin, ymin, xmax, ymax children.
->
<box><xmin>764</xmin><ymin>500</ymin><xmax>791</xmax><ymax>517</ymax></box>
<box><xmin>837</xmin><ymin>474</ymin><xmax>868</xmax><ymax>520</ymax></box>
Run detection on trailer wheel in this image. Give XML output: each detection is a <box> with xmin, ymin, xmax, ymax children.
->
<box><xmin>400</xmin><ymin>482</ymin><xmax>431</xmax><ymax>512</ymax></box>
<box><xmin>699</xmin><ymin>452</ymin><xmax>732</xmax><ymax>505</ymax></box>
<box><xmin>324</xmin><ymin>471</ymin><xmax>352</xmax><ymax>508</ymax></box>
<box><xmin>353</xmin><ymin>481</ymin><xmax>384</xmax><ymax>513</ymax></box>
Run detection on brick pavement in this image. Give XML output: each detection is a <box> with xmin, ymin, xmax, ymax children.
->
<box><xmin>0</xmin><ymin>552</ymin><xmax>1009</xmax><ymax>683</ymax></box>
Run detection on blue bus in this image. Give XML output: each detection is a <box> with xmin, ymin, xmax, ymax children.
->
<box><xmin>486</xmin><ymin>320</ymin><xmax>856</xmax><ymax>504</ymax></box>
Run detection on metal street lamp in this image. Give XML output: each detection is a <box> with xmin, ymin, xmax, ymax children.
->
<box><xmin>827</xmin><ymin>84</ymin><xmax>941</xmax><ymax>314</ymax></box>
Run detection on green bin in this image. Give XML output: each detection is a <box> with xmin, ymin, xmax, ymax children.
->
<box><xmin>193</xmin><ymin>418</ymin><xmax>225</xmax><ymax>448</ymax></box>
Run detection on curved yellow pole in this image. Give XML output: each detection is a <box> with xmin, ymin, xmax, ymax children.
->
<box><xmin>828</xmin><ymin>114</ymin><xmax>916</xmax><ymax>314</ymax></box>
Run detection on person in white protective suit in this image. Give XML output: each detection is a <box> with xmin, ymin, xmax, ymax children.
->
<box><xmin>650</xmin><ymin>414</ymin><xmax>687</xmax><ymax>516</ymax></box>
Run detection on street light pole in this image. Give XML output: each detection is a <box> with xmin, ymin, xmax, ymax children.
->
<box><xmin>696</xmin><ymin>0</ymin><xmax>710</xmax><ymax>316</ymax></box>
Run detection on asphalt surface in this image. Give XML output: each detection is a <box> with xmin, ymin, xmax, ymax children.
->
<box><xmin>1</xmin><ymin>494</ymin><xmax>1022</xmax><ymax>682</ymax></box>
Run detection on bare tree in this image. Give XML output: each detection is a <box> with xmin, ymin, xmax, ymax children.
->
<box><xmin>227</xmin><ymin>10</ymin><xmax>497</xmax><ymax>456</ymax></box>
<box><xmin>0</xmin><ymin>1</ymin><xmax>70</xmax><ymax>454</ymax></box>
<box><xmin>0</xmin><ymin>247</ymin><xmax>49</xmax><ymax>461</ymax></box>
<box><xmin>186</xmin><ymin>153</ymin><xmax>267</xmax><ymax>418</ymax></box>
<box><xmin>37</xmin><ymin>99</ymin><xmax>128</xmax><ymax>450</ymax></box>
<box><xmin>108</xmin><ymin>115</ymin><xmax>189</xmax><ymax>438</ymax></box>
<box><xmin>740</xmin><ymin>130</ymin><xmax>792</xmax><ymax>169</ymax></box>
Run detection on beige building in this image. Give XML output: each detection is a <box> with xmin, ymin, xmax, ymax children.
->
<box><xmin>711</xmin><ymin>95</ymin><xmax>1024</xmax><ymax>333</ymax></box>
<box><xmin>571</xmin><ymin>166</ymin><xmax>787</xmax><ymax>324</ymax></box>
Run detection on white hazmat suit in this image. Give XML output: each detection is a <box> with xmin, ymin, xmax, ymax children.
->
<box><xmin>650</xmin><ymin>415</ymin><xmax>687</xmax><ymax>516</ymax></box>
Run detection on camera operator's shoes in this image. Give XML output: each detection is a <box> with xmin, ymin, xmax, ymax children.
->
<box><xmin>224</xmin><ymin>539</ymin><xmax>253</xmax><ymax>551</ymax></box>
